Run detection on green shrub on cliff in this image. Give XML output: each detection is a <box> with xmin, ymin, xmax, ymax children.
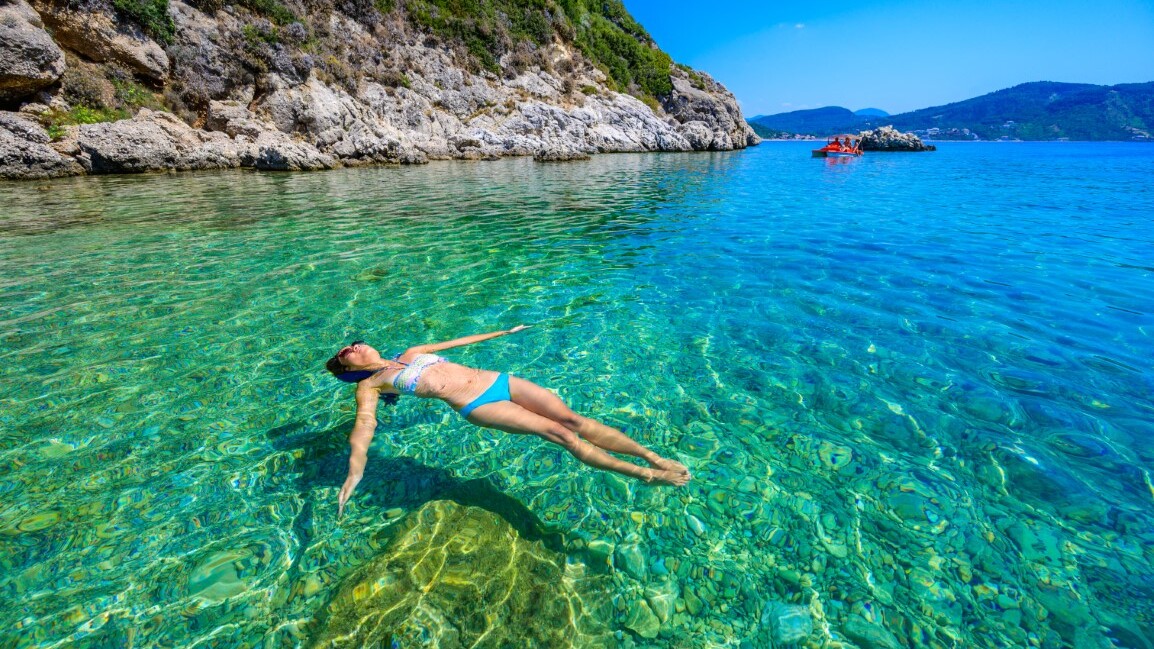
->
<box><xmin>401</xmin><ymin>0</ymin><xmax>672</xmax><ymax>100</ymax></box>
<box><xmin>95</xmin><ymin>0</ymin><xmax>677</xmax><ymax>104</ymax></box>
<box><xmin>560</xmin><ymin>0</ymin><xmax>671</xmax><ymax>97</ymax></box>
<box><xmin>238</xmin><ymin>0</ymin><xmax>296</xmax><ymax>24</ymax></box>
<box><xmin>41</xmin><ymin>65</ymin><xmax>165</xmax><ymax>140</ymax></box>
<box><xmin>113</xmin><ymin>0</ymin><xmax>681</xmax><ymax>117</ymax></box>
<box><xmin>42</xmin><ymin>106</ymin><xmax>130</xmax><ymax>140</ymax></box>
<box><xmin>405</xmin><ymin>0</ymin><xmax>555</xmax><ymax>72</ymax></box>
<box><xmin>111</xmin><ymin>0</ymin><xmax>175</xmax><ymax>43</ymax></box>
<box><xmin>113</xmin><ymin>77</ymin><xmax>166</xmax><ymax>111</ymax></box>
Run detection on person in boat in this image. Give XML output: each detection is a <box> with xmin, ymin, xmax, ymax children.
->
<box><xmin>831</xmin><ymin>137</ymin><xmax>842</xmax><ymax>150</ymax></box>
<box><xmin>326</xmin><ymin>327</ymin><xmax>692</xmax><ymax>515</ymax></box>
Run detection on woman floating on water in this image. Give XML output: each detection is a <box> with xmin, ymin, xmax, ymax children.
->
<box><xmin>326</xmin><ymin>325</ymin><xmax>691</xmax><ymax>515</ymax></box>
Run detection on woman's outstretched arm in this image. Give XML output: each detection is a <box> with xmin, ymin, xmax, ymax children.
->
<box><xmin>405</xmin><ymin>324</ymin><xmax>530</xmax><ymax>355</ymax></box>
<box><xmin>338</xmin><ymin>385</ymin><xmax>380</xmax><ymax>517</ymax></box>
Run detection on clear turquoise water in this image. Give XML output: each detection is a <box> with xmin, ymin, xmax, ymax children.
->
<box><xmin>1</xmin><ymin>142</ymin><xmax>1153</xmax><ymax>648</ymax></box>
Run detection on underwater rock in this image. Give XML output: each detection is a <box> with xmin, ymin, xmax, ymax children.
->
<box><xmin>614</xmin><ymin>540</ymin><xmax>647</xmax><ymax>580</ymax></box>
<box><xmin>686</xmin><ymin>514</ymin><xmax>707</xmax><ymax>537</ymax></box>
<box><xmin>887</xmin><ymin>492</ymin><xmax>930</xmax><ymax>523</ymax></box>
<box><xmin>761</xmin><ymin>602</ymin><xmax>813</xmax><ymax>645</ymax></box>
<box><xmin>1032</xmin><ymin>583</ymin><xmax>1094</xmax><ymax>630</ymax></box>
<box><xmin>585</xmin><ymin>538</ymin><xmax>615</xmax><ymax>567</ymax></box>
<box><xmin>1045</xmin><ymin>432</ymin><xmax>1114</xmax><ymax>459</ymax></box>
<box><xmin>187</xmin><ymin>548</ymin><xmax>251</xmax><ymax>602</ymax></box>
<box><xmin>990</xmin><ymin>444</ymin><xmax>1090</xmax><ymax>512</ymax></box>
<box><xmin>621</xmin><ymin>597</ymin><xmax>661</xmax><ymax>639</ymax></box>
<box><xmin>907</xmin><ymin>567</ymin><xmax>962</xmax><ymax>625</ymax></box>
<box><xmin>1097</xmin><ymin>612</ymin><xmax>1154</xmax><ymax>649</ymax></box>
<box><xmin>353</xmin><ymin>267</ymin><xmax>389</xmax><ymax>282</ymax></box>
<box><xmin>308</xmin><ymin>500</ymin><xmax>611</xmax><ymax>648</ymax></box>
<box><xmin>842</xmin><ymin>614</ymin><xmax>901</xmax><ymax>649</ymax></box>
<box><xmin>678</xmin><ymin>435</ymin><xmax>720</xmax><ymax>460</ymax></box>
<box><xmin>683</xmin><ymin>588</ymin><xmax>704</xmax><ymax>616</ymax></box>
<box><xmin>818</xmin><ymin>441</ymin><xmax>854</xmax><ymax>471</ymax></box>
<box><xmin>644</xmin><ymin>581</ymin><xmax>679</xmax><ymax>624</ymax></box>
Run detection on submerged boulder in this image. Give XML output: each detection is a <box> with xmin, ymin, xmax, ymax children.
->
<box><xmin>746</xmin><ymin>600</ymin><xmax>815</xmax><ymax>646</ymax></box>
<box><xmin>858</xmin><ymin>125</ymin><xmax>936</xmax><ymax>151</ymax></box>
<box><xmin>308</xmin><ymin>500</ymin><xmax>612</xmax><ymax>648</ymax></box>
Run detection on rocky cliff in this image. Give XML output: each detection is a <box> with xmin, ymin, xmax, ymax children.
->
<box><xmin>0</xmin><ymin>0</ymin><xmax>758</xmax><ymax>179</ymax></box>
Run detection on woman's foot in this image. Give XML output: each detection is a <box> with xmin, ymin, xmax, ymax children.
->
<box><xmin>643</xmin><ymin>466</ymin><xmax>691</xmax><ymax>487</ymax></box>
<box><xmin>648</xmin><ymin>456</ymin><xmax>690</xmax><ymax>476</ymax></box>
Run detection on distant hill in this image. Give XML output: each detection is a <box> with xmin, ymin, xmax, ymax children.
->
<box><xmin>886</xmin><ymin>82</ymin><xmax>1154</xmax><ymax>140</ymax></box>
<box><xmin>748</xmin><ymin>106</ymin><xmax>889</xmax><ymax>137</ymax></box>
<box><xmin>747</xmin><ymin>82</ymin><xmax>1154</xmax><ymax>141</ymax></box>
<box><xmin>854</xmin><ymin>108</ymin><xmax>889</xmax><ymax>117</ymax></box>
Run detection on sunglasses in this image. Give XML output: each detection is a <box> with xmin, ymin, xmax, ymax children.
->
<box><xmin>337</xmin><ymin>340</ymin><xmax>365</xmax><ymax>361</ymax></box>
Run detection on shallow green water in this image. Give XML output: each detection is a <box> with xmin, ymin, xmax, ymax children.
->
<box><xmin>1</xmin><ymin>145</ymin><xmax>1153</xmax><ymax>648</ymax></box>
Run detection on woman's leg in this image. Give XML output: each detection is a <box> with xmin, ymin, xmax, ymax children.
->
<box><xmin>506</xmin><ymin>376</ymin><xmax>690</xmax><ymax>477</ymax></box>
<box><xmin>466</xmin><ymin>400</ymin><xmax>689</xmax><ymax>486</ymax></box>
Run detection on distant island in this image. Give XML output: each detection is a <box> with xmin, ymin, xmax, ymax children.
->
<box><xmin>747</xmin><ymin>107</ymin><xmax>888</xmax><ymax>139</ymax></box>
<box><xmin>749</xmin><ymin>81</ymin><xmax>1154</xmax><ymax>141</ymax></box>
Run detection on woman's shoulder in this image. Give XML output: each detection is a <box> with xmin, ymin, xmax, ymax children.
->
<box><xmin>354</xmin><ymin>367</ymin><xmax>399</xmax><ymax>394</ymax></box>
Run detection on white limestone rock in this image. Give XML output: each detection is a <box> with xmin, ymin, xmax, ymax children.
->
<box><xmin>0</xmin><ymin>111</ymin><xmax>80</xmax><ymax>178</ymax></box>
<box><xmin>858</xmin><ymin>125</ymin><xmax>935</xmax><ymax>151</ymax></box>
<box><xmin>242</xmin><ymin>130</ymin><xmax>336</xmax><ymax>171</ymax></box>
<box><xmin>75</xmin><ymin>108</ymin><xmax>247</xmax><ymax>172</ymax></box>
<box><xmin>168</xmin><ymin>0</ymin><xmax>235</xmax><ymax>103</ymax></box>
<box><xmin>30</xmin><ymin>0</ymin><xmax>168</xmax><ymax>82</ymax></box>
<box><xmin>662</xmin><ymin>66</ymin><xmax>760</xmax><ymax>150</ymax></box>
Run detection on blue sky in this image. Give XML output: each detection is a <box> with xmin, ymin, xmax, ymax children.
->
<box><xmin>622</xmin><ymin>0</ymin><xmax>1154</xmax><ymax>116</ymax></box>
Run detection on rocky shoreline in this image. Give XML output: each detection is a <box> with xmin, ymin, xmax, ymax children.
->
<box><xmin>0</xmin><ymin>0</ymin><xmax>759</xmax><ymax>180</ymax></box>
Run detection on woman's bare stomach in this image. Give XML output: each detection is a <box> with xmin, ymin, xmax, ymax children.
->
<box><xmin>413</xmin><ymin>362</ymin><xmax>501</xmax><ymax>409</ymax></box>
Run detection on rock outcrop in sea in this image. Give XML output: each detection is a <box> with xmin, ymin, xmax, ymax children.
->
<box><xmin>858</xmin><ymin>125</ymin><xmax>936</xmax><ymax>151</ymax></box>
<box><xmin>0</xmin><ymin>0</ymin><xmax>759</xmax><ymax>180</ymax></box>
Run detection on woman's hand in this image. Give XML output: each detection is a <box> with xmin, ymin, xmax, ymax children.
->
<box><xmin>338</xmin><ymin>471</ymin><xmax>363</xmax><ymax>518</ymax></box>
<box><xmin>506</xmin><ymin>324</ymin><xmax>532</xmax><ymax>334</ymax></box>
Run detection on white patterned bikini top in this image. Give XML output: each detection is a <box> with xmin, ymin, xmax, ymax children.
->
<box><xmin>390</xmin><ymin>353</ymin><xmax>446</xmax><ymax>394</ymax></box>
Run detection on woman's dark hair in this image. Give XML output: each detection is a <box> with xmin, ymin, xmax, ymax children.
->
<box><xmin>324</xmin><ymin>352</ymin><xmax>399</xmax><ymax>406</ymax></box>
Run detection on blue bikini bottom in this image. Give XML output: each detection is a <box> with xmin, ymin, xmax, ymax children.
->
<box><xmin>459</xmin><ymin>373</ymin><xmax>511</xmax><ymax>418</ymax></box>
